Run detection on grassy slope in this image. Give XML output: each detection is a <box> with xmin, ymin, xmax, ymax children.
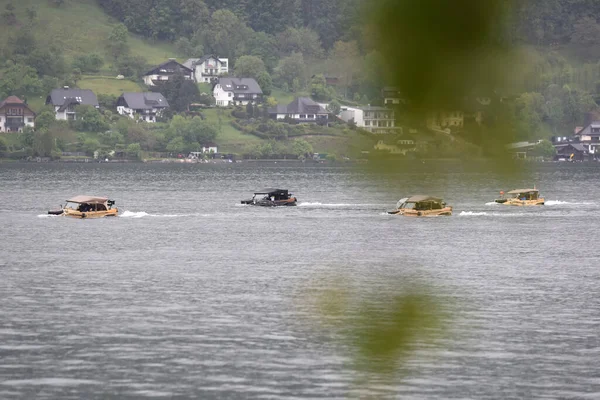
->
<box><xmin>201</xmin><ymin>108</ymin><xmax>262</xmax><ymax>153</ymax></box>
<box><xmin>0</xmin><ymin>0</ymin><xmax>178</xmax><ymax>65</ymax></box>
<box><xmin>78</xmin><ymin>76</ymin><xmax>144</xmax><ymax>96</ymax></box>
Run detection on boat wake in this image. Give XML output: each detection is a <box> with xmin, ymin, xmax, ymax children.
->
<box><xmin>544</xmin><ymin>200</ymin><xmax>595</xmax><ymax>206</ymax></box>
<box><xmin>298</xmin><ymin>202</ymin><xmax>382</xmax><ymax>208</ymax></box>
<box><xmin>37</xmin><ymin>214</ymin><xmax>60</xmax><ymax>218</ymax></box>
<box><xmin>459</xmin><ymin>211</ymin><xmax>490</xmax><ymax>216</ymax></box>
<box><xmin>485</xmin><ymin>202</ymin><xmax>499</xmax><ymax>206</ymax></box>
<box><xmin>119</xmin><ymin>211</ymin><xmax>150</xmax><ymax>218</ymax></box>
<box><xmin>119</xmin><ymin>211</ymin><xmax>210</xmax><ymax>218</ymax></box>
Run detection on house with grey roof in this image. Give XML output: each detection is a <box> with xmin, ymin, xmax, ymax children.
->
<box><xmin>554</xmin><ymin>142</ymin><xmax>589</xmax><ymax>161</ymax></box>
<box><xmin>268</xmin><ymin>97</ymin><xmax>328</xmax><ymax>124</ymax></box>
<box><xmin>573</xmin><ymin>121</ymin><xmax>600</xmax><ymax>156</ymax></box>
<box><xmin>184</xmin><ymin>55</ymin><xmax>229</xmax><ymax>83</ymax></box>
<box><xmin>143</xmin><ymin>59</ymin><xmax>193</xmax><ymax>87</ymax></box>
<box><xmin>116</xmin><ymin>92</ymin><xmax>169</xmax><ymax>123</ymax></box>
<box><xmin>213</xmin><ymin>77</ymin><xmax>262</xmax><ymax>106</ymax></box>
<box><xmin>45</xmin><ymin>87</ymin><xmax>99</xmax><ymax>121</ymax></box>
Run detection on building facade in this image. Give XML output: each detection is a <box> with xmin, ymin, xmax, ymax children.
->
<box><xmin>143</xmin><ymin>59</ymin><xmax>193</xmax><ymax>86</ymax></box>
<box><xmin>213</xmin><ymin>77</ymin><xmax>262</xmax><ymax>106</ymax></box>
<box><xmin>268</xmin><ymin>97</ymin><xmax>328</xmax><ymax>124</ymax></box>
<box><xmin>339</xmin><ymin>106</ymin><xmax>398</xmax><ymax>133</ymax></box>
<box><xmin>184</xmin><ymin>55</ymin><xmax>229</xmax><ymax>83</ymax></box>
<box><xmin>0</xmin><ymin>96</ymin><xmax>35</xmax><ymax>133</ymax></box>
<box><xmin>45</xmin><ymin>87</ymin><xmax>99</xmax><ymax>121</ymax></box>
<box><xmin>116</xmin><ymin>92</ymin><xmax>169</xmax><ymax>123</ymax></box>
<box><xmin>426</xmin><ymin>110</ymin><xmax>464</xmax><ymax>130</ymax></box>
<box><xmin>573</xmin><ymin>122</ymin><xmax>600</xmax><ymax>156</ymax></box>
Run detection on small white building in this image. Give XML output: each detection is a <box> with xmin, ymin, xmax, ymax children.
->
<box><xmin>339</xmin><ymin>106</ymin><xmax>397</xmax><ymax>134</ymax></box>
<box><xmin>213</xmin><ymin>77</ymin><xmax>262</xmax><ymax>106</ymax></box>
<box><xmin>184</xmin><ymin>55</ymin><xmax>229</xmax><ymax>83</ymax></box>
<box><xmin>268</xmin><ymin>97</ymin><xmax>328</xmax><ymax>124</ymax></box>
<box><xmin>143</xmin><ymin>59</ymin><xmax>193</xmax><ymax>87</ymax></box>
<box><xmin>45</xmin><ymin>87</ymin><xmax>99</xmax><ymax>121</ymax></box>
<box><xmin>116</xmin><ymin>92</ymin><xmax>169</xmax><ymax>123</ymax></box>
<box><xmin>189</xmin><ymin>144</ymin><xmax>218</xmax><ymax>158</ymax></box>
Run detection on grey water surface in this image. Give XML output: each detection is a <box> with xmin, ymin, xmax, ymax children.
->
<box><xmin>1</xmin><ymin>161</ymin><xmax>599</xmax><ymax>399</ymax></box>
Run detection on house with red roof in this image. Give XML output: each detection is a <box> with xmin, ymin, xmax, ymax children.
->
<box><xmin>0</xmin><ymin>96</ymin><xmax>36</xmax><ymax>133</ymax></box>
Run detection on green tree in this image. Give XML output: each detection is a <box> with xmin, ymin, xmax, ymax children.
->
<box><xmin>25</xmin><ymin>7</ymin><xmax>37</xmax><ymax>25</ymax></box>
<box><xmin>32</xmin><ymin>131</ymin><xmax>54</xmax><ymax>157</ymax></box>
<box><xmin>310</xmin><ymin>74</ymin><xmax>333</xmax><ymax>101</ymax></box>
<box><xmin>83</xmin><ymin>138</ymin><xmax>101</xmax><ymax>156</ymax></box>
<box><xmin>571</xmin><ymin>17</ymin><xmax>600</xmax><ymax>46</ymax></box>
<box><xmin>275</xmin><ymin>52</ymin><xmax>306</xmax><ymax>89</ymax></box>
<box><xmin>532</xmin><ymin>139</ymin><xmax>556</xmax><ymax>158</ymax></box>
<box><xmin>329</xmin><ymin>40</ymin><xmax>360</xmax><ymax>99</ymax></box>
<box><xmin>202</xmin><ymin>9</ymin><xmax>253</xmax><ymax>60</ymax></box>
<box><xmin>166</xmin><ymin>136</ymin><xmax>186</xmax><ymax>153</ymax></box>
<box><xmin>73</xmin><ymin>105</ymin><xmax>109</xmax><ymax>132</ymax></box>
<box><xmin>292</xmin><ymin>139</ymin><xmax>313</xmax><ymax>159</ymax></box>
<box><xmin>327</xmin><ymin>99</ymin><xmax>341</xmax><ymax>116</ymax></box>
<box><xmin>126</xmin><ymin>142</ymin><xmax>142</xmax><ymax>158</ymax></box>
<box><xmin>246</xmin><ymin>31</ymin><xmax>279</xmax><ymax>71</ymax></box>
<box><xmin>276</xmin><ymin>27</ymin><xmax>324</xmax><ymax>59</ymax></box>
<box><xmin>107</xmin><ymin>23</ymin><xmax>129</xmax><ymax>59</ymax></box>
<box><xmin>115</xmin><ymin>54</ymin><xmax>148</xmax><ymax>79</ymax></box>
<box><xmin>72</xmin><ymin>53</ymin><xmax>104</xmax><ymax>73</ymax></box>
<box><xmin>2</xmin><ymin>3</ymin><xmax>17</xmax><ymax>25</ymax></box>
<box><xmin>256</xmin><ymin>71</ymin><xmax>273</xmax><ymax>96</ymax></box>
<box><xmin>0</xmin><ymin>62</ymin><xmax>43</xmax><ymax>99</ymax></box>
<box><xmin>0</xmin><ymin>136</ymin><xmax>8</xmax><ymax>152</ymax></box>
<box><xmin>35</xmin><ymin>111</ymin><xmax>56</xmax><ymax>132</ymax></box>
<box><xmin>153</xmin><ymin>72</ymin><xmax>199</xmax><ymax>112</ymax></box>
<box><xmin>246</xmin><ymin>102</ymin><xmax>254</xmax><ymax>118</ymax></box>
<box><xmin>234</xmin><ymin>55</ymin><xmax>267</xmax><ymax>79</ymax></box>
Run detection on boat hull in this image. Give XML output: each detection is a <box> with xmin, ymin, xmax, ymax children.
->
<box><xmin>392</xmin><ymin>207</ymin><xmax>453</xmax><ymax>217</ymax></box>
<box><xmin>62</xmin><ymin>208</ymin><xmax>119</xmax><ymax>218</ymax></box>
<box><xmin>495</xmin><ymin>198</ymin><xmax>545</xmax><ymax>206</ymax></box>
<box><xmin>241</xmin><ymin>198</ymin><xmax>297</xmax><ymax>207</ymax></box>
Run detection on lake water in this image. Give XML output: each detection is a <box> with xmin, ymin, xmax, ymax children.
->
<box><xmin>1</xmin><ymin>161</ymin><xmax>599</xmax><ymax>399</ymax></box>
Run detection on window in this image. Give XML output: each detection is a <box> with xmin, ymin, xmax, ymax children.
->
<box><xmin>27</xmin><ymin>117</ymin><xmax>33</xmax><ymax>123</ymax></box>
<box><xmin>365</xmin><ymin>120</ymin><xmax>370</xmax><ymax>126</ymax></box>
<box><xmin>300</xmin><ymin>114</ymin><xmax>306</xmax><ymax>119</ymax></box>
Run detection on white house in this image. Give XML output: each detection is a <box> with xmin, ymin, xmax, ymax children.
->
<box><xmin>339</xmin><ymin>106</ymin><xmax>398</xmax><ymax>134</ymax></box>
<box><xmin>116</xmin><ymin>92</ymin><xmax>169</xmax><ymax>123</ymax></box>
<box><xmin>183</xmin><ymin>55</ymin><xmax>229</xmax><ymax>83</ymax></box>
<box><xmin>45</xmin><ymin>87</ymin><xmax>99</xmax><ymax>121</ymax></box>
<box><xmin>213</xmin><ymin>77</ymin><xmax>262</xmax><ymax>106</ymax></box>
<box><xmin>573</xmin><ymin>121</ymin><xmax>600</xmax><ymax>155</ymax></box>
<box><xmin>189</xmin><ymin>144</ymin><xmax>218</xmax><ymax>158</ymax></box>
<box><xmin>143</xmin><ymin>59</ymin><xmax>193</xmax><ymax>87</ymax></box>
<box><xmin>268</xmin><ymin>97</ymin><xmax>328</xmax><ymax>124</ymax></box>
<box><xmin>0</xmin><ymin>96</ymin><xmax>35</xmax><ymax>132</ymax></box>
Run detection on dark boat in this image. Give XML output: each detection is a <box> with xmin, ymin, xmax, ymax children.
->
<box><xmin>241</xmin><ymin>188</ymin><xmax>297</xmax><ymax>206</ymax></box>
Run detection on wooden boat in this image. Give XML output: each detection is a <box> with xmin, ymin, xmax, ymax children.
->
<box><xmin>48</xmin><ymin>195</ymin><xmax>119</xmax><ymax>218</ymax></box>
<box><xmin>388</xmin><ymin>195</ymin><xmax>452</xmax><ymax>216</ymax></box>
<box><xmin>241</xmin><ymin>188</ymin><xmax>297</xmax><ymax>207</ymax></box>
<box><xmin>494</xmin><ymin>189</ymin><xmax>544</xmax><ymax>206</ymax></box>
